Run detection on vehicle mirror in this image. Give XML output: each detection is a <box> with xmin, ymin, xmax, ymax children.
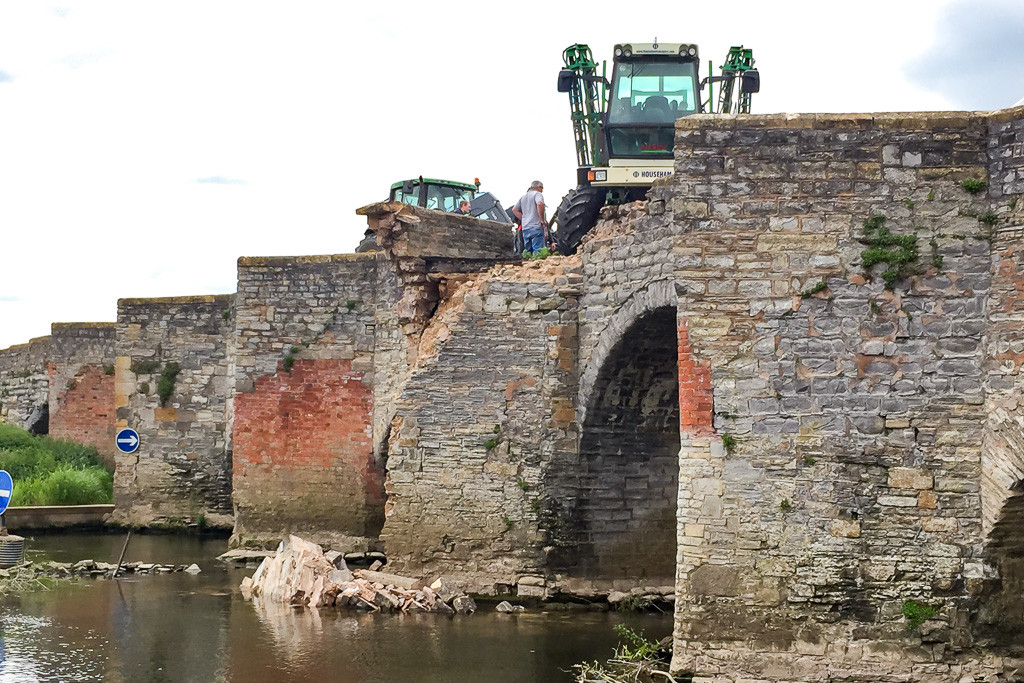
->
<box><xmin>741</xmin><ymin>70</ymin><xmax>760</xmax><ymax>95</ymax></box>
<box><xmin>401</xmin><ymin>180</ymin><xmax>415</xmax><ymax>196</ymax></box>
<box><xmin>557</xmin><ymin>69</ymin><xmax>575</xmax><ymax>93</ymax></box>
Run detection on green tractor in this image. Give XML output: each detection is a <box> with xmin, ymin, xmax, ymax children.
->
<box><xmin>356</xmin><ymin>176</ymin><xmax>511</xmax><ymax>252</ymax></box>
<box><xmin>552</xmin><ymin>42</ymin><xmax>760</xmax><ymax>253</ymax></box>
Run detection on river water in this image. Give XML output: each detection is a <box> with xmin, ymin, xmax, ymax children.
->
<box><xmin>0</xmin><ymin>532</ymin><xmax>672</xmax><ymax>682</ymax></box>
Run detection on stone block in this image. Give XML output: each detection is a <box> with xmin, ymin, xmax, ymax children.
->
<box><xmin>830</xmin><ymin>519</ymin><xmax>861</xmax><ymax>538</ymax></box>
<box><xmin>888</xmin><ymin>467</ymin><xmax>934</xmax><ymax>490</ymax></box>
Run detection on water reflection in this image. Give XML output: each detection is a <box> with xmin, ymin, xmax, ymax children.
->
<box><xmin>0</xmin><ymin>533</ymin><xmax>672</xmax><ymax>682</ymax></box>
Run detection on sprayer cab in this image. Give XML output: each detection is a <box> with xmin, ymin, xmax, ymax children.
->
<box><xmin>551</xmin><ymin>41</ymin><xmax>760</xmax><ymax>254</ymax></box>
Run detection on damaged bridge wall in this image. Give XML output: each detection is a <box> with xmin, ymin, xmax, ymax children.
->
<box><xmin>379</xmin><ymin>261</ymin><xmax>582</xmax><ymax>592</ymax></box>
<box><xmin>47</xmin><ymin>322</ymin><xmax>116</xmax><ymax>467</ymax></box>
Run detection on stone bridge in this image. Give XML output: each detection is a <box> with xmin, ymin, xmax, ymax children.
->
<box><xmin>2</xmin><ymin>107</ymin><xmax>1023</xmax><ymax>680</ymax></box>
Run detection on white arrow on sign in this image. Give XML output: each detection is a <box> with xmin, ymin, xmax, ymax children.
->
<box><xmin>117</xmin><ymin>434</ymin><xmax>139</xmax><ymax>448</ymax></box>
<box><xmin>0</xmin><ymin>489</ymin><xmax>10</xmax><ymax>499</ymax></box>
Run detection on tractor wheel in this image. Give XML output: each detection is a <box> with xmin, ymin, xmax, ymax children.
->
<box><xmin>552</xmin><ymin>186</ymin><xmax>606</xmax><ymax>255</ymax></box>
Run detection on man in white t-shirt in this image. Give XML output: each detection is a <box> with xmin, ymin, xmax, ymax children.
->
<box><xmin>512</xmin><ymin>180</ymin><xmax>547</xmax><ymax>254</ymax></box>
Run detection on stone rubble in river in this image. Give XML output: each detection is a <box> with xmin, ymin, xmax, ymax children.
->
<box><xmin>0</xmin><ymin>559</ymin><xmax>199</xmax><ymax>578</ymax></box>
<box><xmin>241</xmin><ymin>535</ymin><xmax>478</xmax><ymax>614</ymax></box>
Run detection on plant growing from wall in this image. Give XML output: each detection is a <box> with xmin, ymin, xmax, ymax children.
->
<box><xmin>960</xmin><ymin>178</ymin><xmax>986</xmax><ymax>195</ymax></box>
<box><xmin>156</xmin><ymin>362</ymin><xmax>180</xmax><ymax>406</ymax></box>
<box><xmin>902</xmin><ymin>599</ymin><xmax>936</xmax><ymax>630</ymax></box>
<box><xmin>979</xmin><ymin>211</ymin><xmax>999</xmax><ymax>226</ymax></box>
<box><xmin>801</xmin><ymin>280</ymin><xmax>827</xmax><ymax>298</ymax></box>
<box><xmin>721</xmin><ymin>434</ymin><xmax>736</xmax><ymax>454</ymax></box>
<box><xmin>929</xmin><ymin>239</ymin><xmax>943</xmax><ymax>269</ymax></box>
<box><xmin>139</xmin><ymin>382</ymin><xmax>150</xmax><ymax>395</ymax></box>
<box><xmin>860</xmin><ymin>214</ymin><xmax>920</xmax><ymax>289</ymax></box>
<box><xmin>484</xmin><ymin>437</ymin><xmax>499</xmax><ymax>450</ymax></box>
<box><xmin>103</xmin><ymin>364</ymin><xmax>115</xmax><ymax>376</ymax></box>
<box><xmin>345</xmin><ymin>300</ymin><xmax>358</xmax><ymax>311</ymax></box>
<box><xmin>779</xmin><ymin>498</ymin><xmax>792</xmax><ymax>513</ymax></box>
<box><xmin>130</xmin><ymin>359</ymin><xmax>160</xmax><ymax>375</ymax></box>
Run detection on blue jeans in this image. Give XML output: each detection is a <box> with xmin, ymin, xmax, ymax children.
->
<box><xmin>522</xmin><ymin>226</ymin><xmax>545</xmax><ymax>253</ymax></box>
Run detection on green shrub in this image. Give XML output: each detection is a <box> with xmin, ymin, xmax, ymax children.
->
<box><xmin>0</xmin><ymin>425</ymin><xmax>112</xmax><ymax>506</ymax></box>
<box><xmin>0</xmin><ymin>423</ymin><xmax>37</xmax><ymax>450</ymax></box>
<box><xmin>0</xmin><ymin>447</ymin><xmax>56</xmax><ymax>481</ymax></box>
<box><xmin>37</xmin><ymin>467</ymin><xmax>113</xmax><ymax>505</ymax></box>
<box><xmin>156</xmin><ymin>362</ymin><xmax>180</xmax><ymax>405</ymax></box>
<box><xmin>10</xmin><ymin>477</ymin><xmax>44</xmax><ymax>506</ymax></box>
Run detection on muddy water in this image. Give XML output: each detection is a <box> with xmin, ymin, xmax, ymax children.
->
<box><xmin>0</xmin><ymin>532</ymin><xmax>672</xmax><ymax>682</ymax></box>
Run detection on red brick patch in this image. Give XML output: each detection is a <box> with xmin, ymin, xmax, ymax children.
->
<box><xmin>678</xmin><ymin>321</ymin><xmax>714</xmax><ymax>436</ymax></box>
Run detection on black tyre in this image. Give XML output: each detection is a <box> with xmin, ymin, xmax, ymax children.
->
<box><xmin>552</xmin><ymin>186</ymin><xmax>606</xmax><ymax>255</ymax></box>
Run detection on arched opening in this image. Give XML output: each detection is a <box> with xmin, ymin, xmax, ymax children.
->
<box><xmin>979</xmin><ymin>483</ymin><xmax>1024</xmax><ymax>645</ymax></box>
<box><xmin>565</xmin><ymin>306</ymin><xmax>680</xmax><ymax>583</ymax></box>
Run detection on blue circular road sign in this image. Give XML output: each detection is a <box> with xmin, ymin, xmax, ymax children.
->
<box><xmin>115</xmin><ymin>428</ymin><xmax>140</xmax><ymax>454</ymax></box>
<box><xmin>0</xmin><ymin>470</ymin><xmax>13</xmax><ymax>515</ymax></box>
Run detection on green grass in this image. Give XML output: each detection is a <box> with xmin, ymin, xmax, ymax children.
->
<box><xmin>0</xmin><ymin>423</ymin><xmax>113</xmax><ymax>506</ymax></box>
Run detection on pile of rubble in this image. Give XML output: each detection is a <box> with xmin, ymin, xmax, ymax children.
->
<box><xmin>240</xmin><ymin>535</ymin><xmax>477</xmax><ymax>614</ymax></box>
<box><xmin>1</xmin><ymin>559</ymin><xmax>201</xmax><ymax>578</ymax></box>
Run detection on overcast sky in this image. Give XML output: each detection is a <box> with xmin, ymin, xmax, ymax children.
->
<box><xmin>1</xmin><ymin>0</ymin><xmax>1022</xmax><ymax>350</ymax></box>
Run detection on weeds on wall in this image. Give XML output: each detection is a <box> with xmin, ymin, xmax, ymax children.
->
<box><xmin>929</xmin><ymin>239</ymin><xmax>943</xmax><ymax>270</ymax></box>
<box><xmin>721</xmin><ymin>434</ymin><xmax>736</xmax><ymax>454</ymax></box>
<box><xmin>960</xmin><ymin>178</ymin><xmax>986</xmax><ymax>195</ymax></box>
<box><xmin>902</xmin><ymin>599</ymin><xmax>936</xmax><ymax>630</ymax></box>
<box><xmin>979</xmin><ymin>211</ymin><xmax>999</xmax><ymax>226</ymax></box>
<box><xmin>103</xmin><ymin>364</ymin><xmax>115</xmax><ymax>376</ymax></box>
<box><xmin>801</xmin><ymin>281</ymin><xmax>827</xmax><ymax>299</ymax></box>
<box><xmin>130</xmin><ymin>359</ymin><xmax>160</xmax><ymax>375</ymax></box>
<box><xmin>859</xmin><ymin>214</ymin><xmax>920</xmax><ymax>289</ymax></box>
<box><xmin>156</xmin><ymin>362</ymin><xmax>180</xmax><ymax>406</ymax></box>
<box><xmin>283</xmin><ymin>346</ymin><xmax>299</xmax><ymax>373</ymax></box>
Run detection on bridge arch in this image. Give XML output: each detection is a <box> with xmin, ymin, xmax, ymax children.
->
<box><xmin>557</xmin><ymin>281</ymin><xmax>704</xmax><ymax>585</ymax></box>
<box><xmin>979</xmin><ymin>422</ymin><xmax>1024</xmax><ymax>642</ymax></box>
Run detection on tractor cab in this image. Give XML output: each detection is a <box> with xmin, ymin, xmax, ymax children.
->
<box><xmin>356</xmin><ymin>176</ymin><xmax>511</xmax><ymax>252</ymax></box>
<box><xmin>604</xmin><ymin>43</ymin><xmax>701</xmax><ymax>159</ymax></box>
<box><xmin>389</xmin><ymin>177</ymin><xmax>478</xmax><ymax>213</ymax></box>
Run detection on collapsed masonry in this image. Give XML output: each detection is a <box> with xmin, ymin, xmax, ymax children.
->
<box><xmin>3</xmin><ymin>106</ymin><xmax>1024</xmax><ymax>679</ymax></box>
